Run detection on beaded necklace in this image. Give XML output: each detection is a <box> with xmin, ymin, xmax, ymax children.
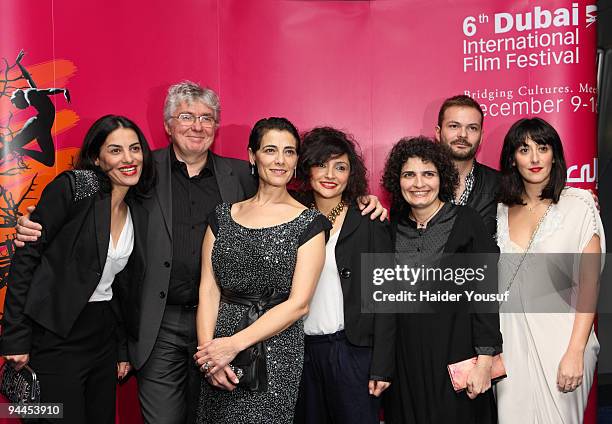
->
<box><xmin>311</xmin><ymin>200</ymin><xmax>346</xmax><ymax>225</ymax></box>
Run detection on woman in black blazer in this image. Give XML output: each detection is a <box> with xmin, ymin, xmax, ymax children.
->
<box><xmin>294</xmin><ymin>127</ymin><xmax>395</xmax><ymax>424</ymax></box>
<box><xmin>381</xmin><ymin>137</ymin><xmax>501</xmax><ymax>424</ymax></box>
<box><xmin>0</xmin><ymin>115</ymin><xmax>156</xmax><ymax>423</ymax></box>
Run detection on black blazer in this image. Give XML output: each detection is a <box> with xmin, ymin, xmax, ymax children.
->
<box><xmin>466</xmin><ymin>161</ymin><xmax>500</xmax><ymax>236</ymax></box>
<box><xmin>0</xmin><ymin>171</ymin><xmax>148</xmax><ymax>361</ymax></box>
<box><xmin>442</xmin><ymin>205</ymin><xmax>502</xmax><ymax>351</ymax></box>
<box><xmin>390</xmin><ymin>205</ymin><xmax>502</xmax><ymax>354</ymax></box>
<box><xmin>130</xmin><ymin>147</ymin><xmax>257</xmax><ymax>369</ymax></box>
<box><xmin>334</xmin><ymin>204</ymin><xmax>396</xmax><ymax>381</ymax></box>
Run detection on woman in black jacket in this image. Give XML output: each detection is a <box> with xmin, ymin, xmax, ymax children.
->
<box><xmin>1</xmin><ymin>115</ymin><xmax>155</xmax><ymax>424</ymax></box>
<box><xmin>381</xmin><ymin>136</ymin><xmax>501</xmax><ymax>424</ymax></box>
<box><xmin>294</xmin><ymin>127</ymin><xmax>395</xmax><ymax>424</ymax></box>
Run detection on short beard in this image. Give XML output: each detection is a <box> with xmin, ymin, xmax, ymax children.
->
<box><xmin>450</xmin><ymin>147</ymin><xmax>477</xmax><ymax>161</ymax></box>
<box><xmin>448</xmin><ymin>139</ymin><xmax>480</xmax><ymax>161</ymax></box>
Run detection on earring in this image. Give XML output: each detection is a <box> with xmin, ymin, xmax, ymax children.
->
<box><xmin>294</xmin><ymin>168</ymin><xmax>297</xmax><ymax>178</ymax></box>
<box><xmin>250</xmin><ymin>164</ymin><xmax>255</xmax><ymax>176</ymax></box>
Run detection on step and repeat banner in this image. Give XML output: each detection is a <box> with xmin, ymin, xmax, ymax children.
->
<box><xmin>0</xmin><ymin>1</ymin><xmax>599</xmax><ymax>422</ymax></box>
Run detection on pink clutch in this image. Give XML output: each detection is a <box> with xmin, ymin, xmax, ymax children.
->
<box><xmin>447</xmin><ymin>354</ymin><xmax>507</xmax><ymax>392</ymax></box>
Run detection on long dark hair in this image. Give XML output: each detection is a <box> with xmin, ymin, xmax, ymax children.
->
<box><xmin>75</xmin><ymin>115</ymin><xmax>156</xmax><ymax>198</ymax></box>
<box><xmin>498</xmin><ymin>117</ymin><xmax>566</xmax><ymax>205</ymax></box>
<box><xmin>297</xmin><ymin>127</ymin><xmax>368</xmax><ymax>204</ymax></box>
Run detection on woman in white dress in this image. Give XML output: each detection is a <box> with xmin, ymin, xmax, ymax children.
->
<box><xmin>495</xmin><ymin>117</ymin><xmax>604</xmax><ymax>424</ymax></box>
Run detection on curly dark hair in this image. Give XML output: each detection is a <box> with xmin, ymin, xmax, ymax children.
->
<box><xmin>381</xmin><ymin>136</ymin><xmax>458</xmax><ymax>217</ymax></box>
<box><xmin>498</xmin><ymin>117</ymin><xmax>567</xmax><ymax>205</ymax></box>
<box><xmin>296</xmin><ymin>127</ymin><xmax>368</xmax><ymax>204</ymax></box>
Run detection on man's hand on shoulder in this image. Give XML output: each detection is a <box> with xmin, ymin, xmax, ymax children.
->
<box><xmin>358</xmin><ymin>194</ymin><xmax>388</xmax><ymax>221</ymax></box>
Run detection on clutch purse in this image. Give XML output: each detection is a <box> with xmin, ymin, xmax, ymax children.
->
<box><xmin>0</xmin><ymin>363</ymin><xmax>41</xmax><ymax>404</ymax></box>
<box><xmin>229</xmin><ymin>346</ymin><xmax>267</xmax><ymax>392</ymax></box>
<box><xmin>447</xmin><ymin>354</ymin><xmax>507</xmax><ymax>392</ymax></box>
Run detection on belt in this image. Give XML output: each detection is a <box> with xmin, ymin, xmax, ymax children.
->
<box><xmin>305</xmin><ymin>330</ymin><xmax>346</xmax><ymax>343</ymax></box>
<box><xmin>181</xmin><ymin>304</ymin><xmax>198</xmax><ymax>310</ymax></box>
<box><xmin>220</xmin><ymin>287</ymin><xmax>289</xmax><ymax>322</ymax></box>
<box><xmin>220</xmin><ymin>287</ymin><xmax>289</xmax><ymax>391</ymax></box>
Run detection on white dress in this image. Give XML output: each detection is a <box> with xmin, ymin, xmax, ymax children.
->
<box><xmin>495</xmin><ymin>187</ymin><xmax>604</xmax><ymax>424</ymax></box>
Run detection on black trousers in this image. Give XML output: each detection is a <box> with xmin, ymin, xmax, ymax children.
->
<box><xmin>27</xmin><ymin>302</ymin><xmax>117</xmax><ymax>424</ymax></box>
<box><xmin>294</xmin><ymin>330</ymin><xmax>381</xmax><ymax>424</ymax></box>
<box><xmin>136</xmin><ymin>305</ymin><xmax>200</xmax><ymax>424</ymax></box>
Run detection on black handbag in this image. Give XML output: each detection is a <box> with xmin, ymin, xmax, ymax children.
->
<box><xmin>230</xmin><ymin>344</ymin><xmax>268</xmax><ymax>392</ymax></box>
<box><xmin>0</xmin><ymin>363</ymin><xmax>41</xmax><ymax>404</ymax></box>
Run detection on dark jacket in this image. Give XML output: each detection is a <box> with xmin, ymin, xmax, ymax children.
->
<box><xmin>390</xmin><ymin>205</ymin><xmax>502</xmax><ymax>353</ymax></box>
<box><xmin>466</xmin><ymin>161</ymin><xmax>500</xmax><ymax>236</ymax></box>
<box><xmin>442</xmin><ymin>206</ymin><xmax>502</xmax><ymax>351</ymax></box>
<box><xmin>334</xmin><ymin>204</ymin><xmax>396</xmax><ymax>381</ymax></box>
<box><xmin>0</xmin><ymin>170</ymin><xmax>148</xmax><ymax>361</ymax></box>
<box><xmin>386</xmin><ymin>205</ymin><xmax>501</xmax><ymax>424</ymax></box>
<box><xmin>131</xmin><ymin>148</ymin><xmax>257</xmax><ymax>369</ymax></box>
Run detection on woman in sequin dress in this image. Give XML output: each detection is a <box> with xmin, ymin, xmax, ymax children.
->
<box><xmin>193</xmin><ymin>117</ymin><xmax>330</xmax><ymax>424</ymax></box>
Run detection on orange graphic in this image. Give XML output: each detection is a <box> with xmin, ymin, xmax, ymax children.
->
<box><xmin>0</xmin><ymin>51</ymin><xmax>79</xmax><ymax>302</ymax></box>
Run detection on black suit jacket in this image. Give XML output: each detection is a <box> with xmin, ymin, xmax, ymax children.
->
<box><xmin>390</xmin><ymin>205</ymin><xmax>502</xmax><ymax>355</ymax></box>
<box><xmin>0</xmin><ymin>171</ymin><xmax>148</xmax><ymax>361</ymax></box>
<box><xmin>466</xmin><ymin>161</ymin><xmax>500</xmax><ymax>236</ymax></box>
<box><xmin>334</xmin><ymin>204</ymin><xmax>396</xmax><ymax>381</ymax></box>
<box><xmin>442</xmin><ymin>206</ymin><xmax>502</xmax><ymax>351</ymax></box>
<box><xmin>131</xmin><ymin>147</ymin><xmax>257</xmax><ymax>369</ymax></box>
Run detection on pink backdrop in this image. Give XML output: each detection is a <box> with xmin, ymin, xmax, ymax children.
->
<box><xmin>0</xmin><ymin>1</ymin><xmax>599</xmax><ymax>422</ymax></box>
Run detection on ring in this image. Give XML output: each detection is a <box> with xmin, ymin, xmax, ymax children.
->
<box><xmin>202</xmin><ymin>362</ymin><xmax>210</xmax><ymax>372</ymax></box>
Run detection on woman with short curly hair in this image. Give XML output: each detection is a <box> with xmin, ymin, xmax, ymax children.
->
<box><xmin>382</xmin><ymin>136</ymin><xmax>502</xmax><ymax>424</ymax></box>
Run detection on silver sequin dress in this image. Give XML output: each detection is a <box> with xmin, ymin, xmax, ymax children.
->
<box><xmin>196</xmin><ymin>203</ymin><xmax>330</xmax><ymax>424</ymax></box>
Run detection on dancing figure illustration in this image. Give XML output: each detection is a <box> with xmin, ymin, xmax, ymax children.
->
<box><xmin>2</xmin><ymin>50</ymin><xmax>70</xmax><ymax>167</ymax></box>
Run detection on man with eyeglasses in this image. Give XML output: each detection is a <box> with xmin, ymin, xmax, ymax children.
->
<box><xmin>12</xmin><ymin>82</ymin><xmax>257</xmax><ymax>423</ymax></box>
<box><xmin>13</xmin><ymin>80</ymin><xmax>386</xmax><ymax>424</ymax></box>
<box><xmin>131</xmin><ymin>81</ymin><xmax>259</xmax><ymax>424</ymax></box>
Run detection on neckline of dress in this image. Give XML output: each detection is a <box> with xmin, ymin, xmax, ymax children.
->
<box><xmin>229</xmin><ymin>204</ymin><xmax>309</xmax><ymax>230</ymax></box>
<box><xmin>503</xmin><ymin>203</ymin><xmax>552</xmax><ymax>252</ymax></box>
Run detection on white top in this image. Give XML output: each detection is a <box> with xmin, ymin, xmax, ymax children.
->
<box><xmin>89</xmin><ymin>208</ymin><xmax>134</xmax><ymax>302</ymax></box>
<box><xmin>496</xmin><ymin>186</ymin><xmax>606</xmax><ymax>312</ymax></box>
<box><xmin>304</xmin><ymin>230</ymin><xmax>345</xmax><ymax>335</ymax></box>
<box><xmin>496</xmin><ymin>186</ymin><xmax>605</xmax><ymax>255</ymax></box>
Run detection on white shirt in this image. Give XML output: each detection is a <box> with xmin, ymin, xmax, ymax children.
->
<box><xmin>304</xmin><ymin>230</ymin><xmax>345</xmax><ymax>335</ymax></box>
<box><xmin>89</xmin><ymin>208</ymin><xmax>134</xmax><ymax>302</ymax></box>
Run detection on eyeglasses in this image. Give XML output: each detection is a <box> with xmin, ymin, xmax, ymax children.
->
<box><xmin>173</xmin><ymin>113</ymin><xmax>216</xmax><ymax>128</ymax></box>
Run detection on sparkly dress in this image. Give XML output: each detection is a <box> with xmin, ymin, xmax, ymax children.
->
<box><xmin>196</xmin><ymin>203</ymin><xmax>330</xmax><ymax>424</ymax></box>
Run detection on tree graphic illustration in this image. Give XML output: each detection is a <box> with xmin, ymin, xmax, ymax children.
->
<box><xmin>0</xmin><ymin>50</ymin><xmax>70</xmax><ymax>291</ymax></box>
